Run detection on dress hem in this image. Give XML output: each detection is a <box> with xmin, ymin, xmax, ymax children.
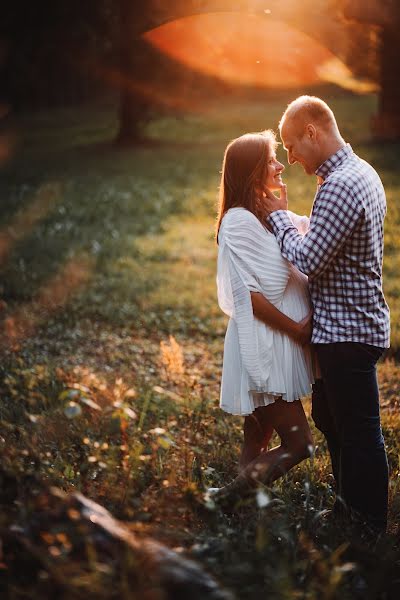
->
<box><xmin>220</xmin><ymin>388</ymin><xmax>312</xmax><ymax>416</ymax></box>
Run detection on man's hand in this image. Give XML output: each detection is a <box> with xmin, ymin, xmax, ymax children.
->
<box><xmin>262</xmin><ymin>184</ymin><xmax>288</xmax><ymax>213</ymax></box>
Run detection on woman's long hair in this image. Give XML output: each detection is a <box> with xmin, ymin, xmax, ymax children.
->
<box><xmin>216</xmin><ymin>130</ymin><xmax>278</xmax><ymax>240</ymax></box>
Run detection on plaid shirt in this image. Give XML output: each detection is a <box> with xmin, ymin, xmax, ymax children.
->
<box><xmin>268</xmin><ymin>144</ymin><xmax>390</xmax><ymax>347</ymax></box>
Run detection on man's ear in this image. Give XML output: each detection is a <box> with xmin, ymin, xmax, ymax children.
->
<box><xmin>305</xmin><ymin>124</ymin><xmax>317</xmax><ymax>141</ymax></box>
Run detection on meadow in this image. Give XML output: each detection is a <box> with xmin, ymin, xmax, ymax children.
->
<box><xmin>0</xmin><ymin>91</ymin><xmax>399</xmax><ymax>598</ymax></box>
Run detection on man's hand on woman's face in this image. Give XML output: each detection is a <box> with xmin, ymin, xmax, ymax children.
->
<box><xmin>262</xmin><ymin>184</ymin><xmax>288</xmax><ymax>213</ymax></box>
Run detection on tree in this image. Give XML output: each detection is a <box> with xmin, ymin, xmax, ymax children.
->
<box><xmin>115</xmin><ymin>1</ymin><xmax>154</xmax><ymax>143</ymax></box>
<box><xmin>339</xmin><ymin>0</ymin><xmax>400</xmax><ymax>139</ymax></box>
<box><xmin>0</xmin><ymin>1</ymin><xmax>114</xmax><ymax>110</ymax></box>
<box><xmin>114</xmin><ymin>0</ymin><xmax>386</xmax><ymax>143</ymax></box>
<box><xmin>3</xmin><ymin>1</ymin><xmax>398</xmax><ymax>141</ymax></box>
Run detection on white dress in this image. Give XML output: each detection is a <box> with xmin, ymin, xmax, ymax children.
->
<box><xmin>217</xmin><ymin>207</ymin><xmax>315</xmax><ymax>416</ymax></box>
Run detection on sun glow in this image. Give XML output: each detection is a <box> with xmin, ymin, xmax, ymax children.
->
<box><xmin>144</xmin><ymin>12</ymin><xmax>352</xmax><ymax>89</ymax></box>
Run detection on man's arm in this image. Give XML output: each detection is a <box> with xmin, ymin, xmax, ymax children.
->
<box><xmin>265</xmin><ymin>180</ymin><xmax>364</xmax><ymax>278</ymax></box>
<box><xmin>250</xmin><ymin>292</ymin><xmax>312</xmax><ymax>346</ymax></box>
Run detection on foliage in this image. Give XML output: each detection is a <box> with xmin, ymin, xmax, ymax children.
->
<box><xmin>1</xmin><ymin>1</ymin><xmax>118</xmax><ymax>110</ymax></box>
<box><xmin>0</xmin><ymin>93</ymin><xmax>400</xmax><ymax>598</ymax></box>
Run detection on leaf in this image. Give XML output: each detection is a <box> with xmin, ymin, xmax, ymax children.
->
<box><xmin>256</xmin><ymin>489</ymin><xmax>271</xmax><ymax>508</ymax></box>
<box><xmin>64</xmin><ymin>401</ymin><xmax>82</xmax><ymax>419</ymax></box>
<box><xmin>149</xmin><ymin>427</ymin><xmax>166</xmax><ymax>435</ymax></box>
<box><xmin>123</xmin><ymin>407</ymin><xmax>137</xmax><ymax>420</ymax></box>
<box><xmin>335</xmin><ymin>563</ymin><xmax>357</xmax><ymax>573</ymax></box>
<box><xmin>73</xmin><ymin>384</ymin><xmax>91</xmax><ymax>393</ymax></box>
<box><xmin>152</xmin><ymin>386</ymin><xmax>183</xmax><ymax>402</ymax></box>
<box><xmin>26</xmin><ymin>413</ymin><xmax>40</xmax><ymax>423</ymax></box>
<box><xmin>203</xmin><ymin>466</ymin><xmax>215</xmax><ymax>476</ymax></box>
<box><xmin>59</xmin><ymin>389</ymin><xmax>80</xmax><ymax>401</ymax></box>
<box><xmin>157</xmin><ymin>435</ymin><xmax>175</xmax><ymax>449</ymax></box>
<box><xmin>79</xmin><ymin>397</ymin><xmax>102</xmax><ymax>411</ymax></box>
<box><xmin>64</xmin><ymin>464</ymin><xmax>75</xmax><ymax>479</ymax></box>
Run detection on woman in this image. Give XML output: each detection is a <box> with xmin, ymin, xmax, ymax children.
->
<box><xmin>212</xmin><ymin>130</ymin><xmax>316</xmax><ymax>505</ymax></box>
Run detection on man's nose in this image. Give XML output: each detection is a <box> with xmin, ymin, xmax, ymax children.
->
<box><xmin>287</xmin><ymin>152</ymin><xmax>296</xmax><ymax>165</ymax></box>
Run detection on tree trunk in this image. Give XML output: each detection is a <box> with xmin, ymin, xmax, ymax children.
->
<box><xmin>116</xmin><ymin>1</ymin><xmax>151</xmax><ymax>144</ymax></box>
<box><xmin>372</xmin><ymin>24</ymin><xmax>400</xmax><ymax>139</ymax></box>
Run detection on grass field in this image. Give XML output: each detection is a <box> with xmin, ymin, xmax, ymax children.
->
<box><xmin>1</xmin><ymin>92</ymin><xmax>400</xmax><ymax>598</ymax></box>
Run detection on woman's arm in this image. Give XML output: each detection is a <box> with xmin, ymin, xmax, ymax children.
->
<box><xmin>250</xmin><ymin>292</ymin><xmax>312</xmax><ymax>346</ymax></box>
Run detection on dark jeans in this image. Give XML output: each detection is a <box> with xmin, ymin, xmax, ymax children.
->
<box><xmin>312</xmin><ymin>342</ymin><xmax>389</xmax><ymax>532</ymax></box>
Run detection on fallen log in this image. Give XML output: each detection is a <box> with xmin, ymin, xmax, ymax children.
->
<box><xmin>0</xmin><ymin>471</ymin><xmax>234</xmax><ymax>600</ymax></box>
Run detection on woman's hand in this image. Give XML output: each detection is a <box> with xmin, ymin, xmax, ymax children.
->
<box><xmin>262</xmin><ymin>184</ymin><xmax>288</xmax><ymax>213</ymax></box>
<box><xmin>251</xmin><ymin>293</ymin><xmax>313</xmax><ymax>346</ymax></box>
<box><xmin>294</xmin><ymin>309</ymin><xmax>313</xmax><ymax>346</ymax></box>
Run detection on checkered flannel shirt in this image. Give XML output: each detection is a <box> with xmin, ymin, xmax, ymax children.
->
<box><xmin>268</xmin><ymin>144</ymin><xmax>390</xmax><ymax>347</ymax></box>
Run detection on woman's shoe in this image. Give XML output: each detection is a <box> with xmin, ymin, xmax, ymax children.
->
<box><xmin>204</xmin><ymin>484</ymin><xmax>254</xmax><ymax>515</ymax></box>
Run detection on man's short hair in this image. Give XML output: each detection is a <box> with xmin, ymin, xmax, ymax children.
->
<box><xmin>279</xmin><ymin>95</ymin><xmax>337</xmax><ymax>133</ymax></box>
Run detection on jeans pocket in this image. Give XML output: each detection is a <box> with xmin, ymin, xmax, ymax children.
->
<box><xmin>357</xmin><ymin>343</ymin><xmax>385</xmax><ymax>364</ymax></box>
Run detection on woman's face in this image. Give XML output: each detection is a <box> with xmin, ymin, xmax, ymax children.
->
<box><xmin>265</xmin><ymin>151</ymin><xmax>285</xmax><ymax>191</ymax></box>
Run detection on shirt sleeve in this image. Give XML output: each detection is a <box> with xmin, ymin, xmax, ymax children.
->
<box><xmin>267</xmin><ymin>179</ymin><xmax>365</xmax><ymax>279</ymax></box>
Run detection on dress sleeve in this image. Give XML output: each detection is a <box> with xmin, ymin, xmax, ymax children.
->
<box><xmin>287</xmin><ymin>210</ymin><xmax>310</xmax><ymax>236</ymax></box>
<box><xmin>217</xmin><ymin>210</ymin><xmax>289</xmax><ymax>391</ymax></box>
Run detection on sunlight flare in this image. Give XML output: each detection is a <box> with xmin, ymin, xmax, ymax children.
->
<box><xmin>145</xmin><ymin>12</ymin><xmax>351</xmax><ymax>89</ymax></box>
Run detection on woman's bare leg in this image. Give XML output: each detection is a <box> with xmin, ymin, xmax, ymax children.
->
<box><xmin>255</xmin><ymin>404</ymin><xmax>276</xmax><ymax>450</ymax></box>
<box><xmin>221</xmin><ymin>399</ymin><xmax>314</xmax><ymax>499</ymax></box>
<box><xmin>239</xmin><ymin>408</ymin><xmax>274</xmax><ymax>471</ymax></box>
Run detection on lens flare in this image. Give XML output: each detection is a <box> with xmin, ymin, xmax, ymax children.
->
<box><xmin>144</xmin><ymin>12</ymin><xmax>371</xmax><ymax>92</ymax></box>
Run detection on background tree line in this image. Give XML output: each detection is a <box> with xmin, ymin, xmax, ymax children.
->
<box><xmin>0</xmin><ymin>1</ymin><xmax>398</xmax><ymax>141</ymax></box>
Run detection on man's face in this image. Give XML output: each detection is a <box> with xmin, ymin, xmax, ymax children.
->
<box><xmin>280</xmin><ymin>119</ymin><xmax>319</xmax><ymax>175</ymax></box>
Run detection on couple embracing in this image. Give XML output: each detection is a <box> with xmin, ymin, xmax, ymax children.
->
<box><xmin>213</xmin><ymin>96</ymin><xmax>390</xmax><ymax>534</ymax></box>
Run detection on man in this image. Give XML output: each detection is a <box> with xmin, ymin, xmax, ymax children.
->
<box><xmin>264</xmin><ymin>95</ymin><xmax>390</xmax><ymax>533</ymax></box>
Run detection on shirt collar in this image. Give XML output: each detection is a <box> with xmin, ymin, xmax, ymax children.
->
<box><xmin>315</xmin><ymin>143</ymin><xmax>353</xmax><ymax>180</ymax></box>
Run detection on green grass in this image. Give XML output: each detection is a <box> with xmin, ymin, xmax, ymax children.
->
<box><xmin>1</xmin><ymin>93</ymin><xmax>400</xmax><ymax>599</ymax></box>
<box><xmin>1</xmin><ymin>93</ymin><xmax>399</xmax><ymax>345</ymax></box>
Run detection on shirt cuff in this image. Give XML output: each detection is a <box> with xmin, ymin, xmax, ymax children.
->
<box><xmin>267</xmin><ymin>210</ymin><xmax>294</xmax><ymax>233</ymax></box>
